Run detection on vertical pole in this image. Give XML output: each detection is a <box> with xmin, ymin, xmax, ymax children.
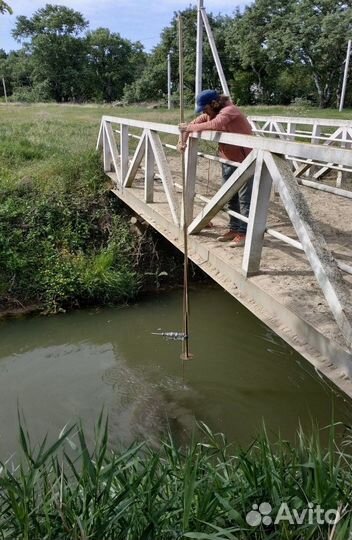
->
<box><xmin>2</xmin><ymin>77</ymin><xmax>7</xmax><ymax>103</ymax></box>
<box><xmin>201</xmin><ymin>9</ymin><xmax>230</xmax><ymax>96</ymax></box>
<box><xmin>195</xmin><ymin>0</ymin><xmax>204</xmax><ymax>109</ymax></box>
<box><xmin>242</xmin><ymin>151</ymin><xmax>272</xmax><ymax>277</ymax></box>
<box><xmin>167</xmin><ymin>52</ymin><xmax>172</xmax><ymax>110</ymax></box>
<box><xmin>145</xmin><ymin>133</ymin><xmax>155</xmax><ymax>203</ymax></box>
<box><xmin>179</xmin><ymin>15</ymin><xmax>192</xmax><ymax>362</ymax></box>
<box><xmin>339</xmin><ymin>39</ymin><xmax>351</xmax><ymax>112</ymax></box>
<box><xmin>120</xmin><ymin>124</ymin><xmax>129</xmax><ymax>184</ymax></box>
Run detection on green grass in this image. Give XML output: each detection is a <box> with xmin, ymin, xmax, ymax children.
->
<box><xmin>0</xmin><ymin>104</ymin><xmax>143</xmax><ymax>313</ymax></box>
<box><xmin>1</xmin><ymin>418</ymin><xmax>352</xmax><ymax>539</ymax></box>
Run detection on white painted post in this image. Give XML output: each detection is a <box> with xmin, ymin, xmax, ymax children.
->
<box><xmin>183</xmin><ymin>137</ymin><xmax>199</xmax><ymax>226</ymax></box>
<box><xmin>339</xmin><ymin>39</ymin><xmax>351</xmax><ymax>112</ymax></box>
<box><xmin>242</xmin><ymin>151</ymin><xmax>273</xmax><ymax>277</ymax></box>
<box><xmin>195</xmin><ymin>0</ymin><xmax>204</xmax><ymax>107</ymax></box>
<box><xmin>311</xmin><ymin>123</ymin><xmax>321</xmax><ymax>144</ymax></box>
<box><xmin>104</xmin><ymin>122</ymin><xmax>120</xmax><ymax>181</ymax></box>
<box><xmin>120</xmin><ymin>124</ymin><xmax>129</xmax><ymax>183</ymax></box>
<box><xmin>167</xmin><ymin>52</ymin><xmax>172</xmax><ymax>110</ymax></box>
<box><xmin>96</xmin><ymin>119</ymin><xmax>104</xmax><ymax>150</ymax></box>
<box><xmin>103</xmin><ymin>123</ymin><xmax>112</xmax><ymax>173</ymax></box>
<box><xmin>145</xmin><ymin>132</ymin><xmax>155</xmax><ymax>203</ymax></box>
<box><xmin>2</xmin><ymin>77</ymin><xmax>7</xmax><ymax>103</ymax></box>
<box><xmin>200</xmin><ymin>8</ymin><xmax>230</xmax><ymax>96</ymax></box>
<box><xmin>287</xmin><ymin>122</ymin><xmax>296</xmax><ymax>142</ymax></box>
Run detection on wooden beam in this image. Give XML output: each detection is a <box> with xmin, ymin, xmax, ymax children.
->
<box><xmin>190</xmin><ymin>131</ymin><xmax>352</xmax><ymax>168</ymax></box>
<box><xmin>183</xmin><ymin>137</ymin><xmax>199</xmax><ymax>226</ymax></box>
<box><xmin>123</xmin><ymin>131</ymin><xmax>146</xmax><ymax>187</ymax></box>
<box><xmin>144</xmin><ymin>132</ymin><xmax>155</xmax><ymax>203</ymax></box>
<box><xmin>188</xmin><ymin>150</ymin><xmax>257</xmax><ymax>234</ymax></box>
<box><xmin>265</xmin><ymin>151</ymin><xmax>352</xmax><ymax>350</ymax></box>
<box><xmin>96</xmin><ymin>119</ymin><xmax>104</xmax><ymax>150</ymax></box>
<box><xmin>104</xmin><ymin>122</ymin><xmax>120</xmax><ymax>182</ymax></box>
<box><xmin>200</xmin><ymin>8</ymin><xmax>230</xmax><ymax>95</ymax></box>
<box><xmin>195</xmin><ymin>0</ymin><xmax>204</xmax><ymax>102</ymax></box>
<box><xmin>249</xmin><ymin>115</ymin><xmax>352</xmax><ymax>128</ymax></box>
<box><xmin>147</xmin><ymin>130</ymin><xmax>179</xmax><ymax>226</ymax></box>
<box><xmin>120</xmin><ymin>124</ymin><xmax>129</xmax><ymax>184</ymax></box>
<box><xmin>293</xmin><ymin>161</ymin><xmax>312</xmax><ymax>178</ymax></box>
<box><xmin>102</xmin><ymin>115</ymin><xmax>180</xmax><ymax>135</ymax></box>
<box><xmin>242</xmin><ymin>151</ymin><xmax>272</xmax><ymax>276</ymax></box>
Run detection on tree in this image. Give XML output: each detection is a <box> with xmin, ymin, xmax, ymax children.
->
<box><xmin>0</xmin><ymin>1</ymin><xmax>12</xmax><ymax>14</ymax></box>
<box><xmin>224</xmin><ymin>3</ymin><xmax>286</xmax><ymax>104</ymax></box>
<box><xmin>124</xmin><ymin>8</ymin><xmax>231</xmax><ymax>104</ymax></box>
<box><xmin>12</xmin><ymin>4</ymin><xmax>88</xmax><ymax>102</ymax></box>
<box><xmin>86</xmin><ymin>28</ymin><xmax>146</xmax><ymax>102</ymax></box>
<box><xmin>225</xmin><ymin>0</ymin><xmax>352</xmax><ymax>107</ymax></box>
<box><xmin>279</xmin><ymin>0</ymin><xmax>352</xmax><ymax>108</ymax></box>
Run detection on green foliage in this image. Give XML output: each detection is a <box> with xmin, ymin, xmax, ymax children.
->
<box><xmin>7</xmin><ymin>4</ymin><xmax>146</xmax><ymax>104</ymax></box>
<box><xmin>10</xmin><ymin>80</ymin><xmax>51</xmax><ymax>103</ymax></box>
<box><xmin>3</xmin><ymin>1</ymin><xmax>352</xmax><ymax>107</ymax></box>
<box><xmin>1</xmin><ymin>420</ymin><xmax>352</xmax><ymax>539</ymax></box>
<box><xmin>86</xmin><ymin>28</ymin><xmax>146</xmax><ymax>102</ymax></box>
<box><xmin>0</xmin><ymin>0</ymin><xmax>11</xmax><ymax>14</ymax></box>
<box><xmin>224</xmin><ymin>0</ymin><xmax>352</xmax><ymax>107</ymax></box>
<box><xmin>123</xmin><ymin>8</ymin><xmax>230</xmax><ymax>104</ymax></box>
<box><xmin>12</xmin><ymin>5</ymin><xmax>90</xmax><ymax>102</ymax></box>
<box><xmin>0</xmin><ymin>122</ymin><xmax>139</xmax><ymax>313</ymax></box>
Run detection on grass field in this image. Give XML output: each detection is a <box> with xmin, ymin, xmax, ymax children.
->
<box><xmin>1</xmin><ymin>101</ymin><xmax>351</xmax><ymax>133</ymax></box>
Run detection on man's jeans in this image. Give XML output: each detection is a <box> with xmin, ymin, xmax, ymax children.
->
<box><xmin>222</xmin><ymin>164</ymin><xmax>253</xmax><ymax>234</ymax></box>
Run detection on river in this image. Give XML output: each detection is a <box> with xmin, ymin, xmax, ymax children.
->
<box><xmin>0</xmin><ymin>286</ymin><xmax>351</xmax><ymax>458</ymax></box>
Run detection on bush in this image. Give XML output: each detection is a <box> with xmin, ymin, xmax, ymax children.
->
<box><xmin>0</xmin><ymin>148</ymin><xmax>139</xmax><ymax>313</ymax></box>
<box><xmin>10</xmin><ymin>81</ymin><xmax>51</xmax><ymax>103</ymax></box>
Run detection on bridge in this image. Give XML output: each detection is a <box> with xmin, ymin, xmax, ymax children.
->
<box><xmin>97</xmin><ymin>114</ymin><xmax>352</xmax><ymax>398</ymax></box>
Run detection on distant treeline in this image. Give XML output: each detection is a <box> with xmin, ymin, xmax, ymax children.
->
<box><xmin>0</xmin><ymin>1</ymin><xmax>351</xmax><ymax>108</ymax></box>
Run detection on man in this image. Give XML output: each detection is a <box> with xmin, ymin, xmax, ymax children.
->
<box><xmin>179</xmin><ymin>89</ymin><xmax>253</xmax><ymax>247</ymax></box>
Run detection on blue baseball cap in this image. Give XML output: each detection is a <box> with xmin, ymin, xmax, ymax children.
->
<box><xmin>196</xmin><ymin>89</ymin><xmax>220</xmax><ymax>113</ymax></box>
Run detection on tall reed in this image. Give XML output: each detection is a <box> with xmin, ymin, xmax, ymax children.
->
<box><xmin>1</xmin><ymin>417</ymin><xmax>352</xmax><ymax>539</ymax></box>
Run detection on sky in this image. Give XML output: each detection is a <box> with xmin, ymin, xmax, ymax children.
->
<box><xmin>0</xmin><ymin>0</ymin><xmax>247</xmax><ymax>53</ymax></box>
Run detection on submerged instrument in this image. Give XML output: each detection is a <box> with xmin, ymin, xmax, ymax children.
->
<box><xmin>152</xmin><ymin>332</ymin><xmax>188</xmax><ymax>341</ymax></box>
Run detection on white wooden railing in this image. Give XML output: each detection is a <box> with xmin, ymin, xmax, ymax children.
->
<box><xmin>248</xmin><ymin>115</ymin><xmax>352</xmax><ymax>187</ymax></box>
<box><xmin>97</xmin><ymin>115</ymin><xmax>352</xmax><ymax>350</ymax></box>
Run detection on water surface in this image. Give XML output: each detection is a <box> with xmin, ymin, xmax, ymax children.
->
<box><xmin>0</xmin><ymin>286</ymin><xmax>351</xmax><ymax>458</ymax></box>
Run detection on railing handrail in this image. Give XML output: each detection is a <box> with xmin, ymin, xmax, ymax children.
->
<box><xmin>190</xmin><ymin>130</ymin><xmax>352</xmax><ymax>167</ymax></box>
<box><xmin>248</xmin><ymin>115</ymin><xmax>352</xmax><ymax>127</ymax></box>
<box><xmin>101</xmin><ymin>115</ymin><xmax>352</xmax><ymax>168</ymax></box>
<box><xmin>101</xmin><ymin>115</ymin><xmax>180</xmax><ymax>135</ymax></box>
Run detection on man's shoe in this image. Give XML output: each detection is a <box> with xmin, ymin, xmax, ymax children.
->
<box><xmin>216</xmin><ymin>230</ymin><xmax>238</xmax><ymax>242</ymax></box>
<box><xmin>229</xmin><ymin>233</ymin><xmax>246</xmax><ymax>247</ymax></box>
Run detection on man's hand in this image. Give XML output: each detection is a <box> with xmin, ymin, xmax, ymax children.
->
<box><xmin>177</xmin><ymin>139</ymin><xmax>187</xmax><ymax>152</ymax></box>
<box><xmin>178</xmin><ymin>122</ymin><xmax>188</xmax><ymax>132</ymax></box>
<box><xmin>177</xmin><ymin>123</ymin><xmax>189</xmax><ymax>152</ymax></box>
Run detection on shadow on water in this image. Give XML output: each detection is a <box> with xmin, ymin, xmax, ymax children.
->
<box><xmin>0</xmin><ymin>285</ymin><xmax>351</xmax><ymax>458</ymax></box>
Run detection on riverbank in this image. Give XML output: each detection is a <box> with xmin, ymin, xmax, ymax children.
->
<box><xmin>0</xmin><ymin>104</ymin><xmax>198</xmax><ymax>315</ymax></box>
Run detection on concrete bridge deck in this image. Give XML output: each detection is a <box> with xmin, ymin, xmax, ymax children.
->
<box><xmin>98</xmin><ymin>115</ymin><xmax>352</xmax><ymax>398</ymax></box>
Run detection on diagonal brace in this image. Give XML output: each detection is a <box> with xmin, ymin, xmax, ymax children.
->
<box><xmin>265</xmin><ymin>151</ymin><xmax>352</xmax><ymax>350</ymax></box>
